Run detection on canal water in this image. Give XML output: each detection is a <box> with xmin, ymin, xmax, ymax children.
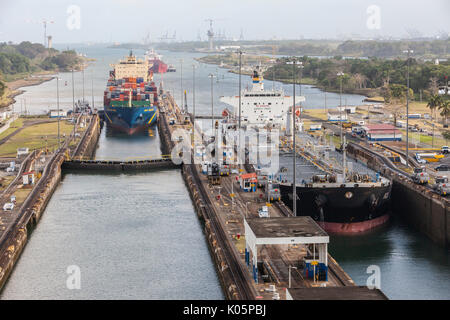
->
<box><xmin>2</xmin><ymin>44</ymin><xmax>449</xmax><ymax>299</ymax></box>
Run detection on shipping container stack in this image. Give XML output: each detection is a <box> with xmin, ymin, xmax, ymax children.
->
<box><xmin>103</xmin><ymin>77</ymin><xmax>158</xmax><ymax>108</ymax></box>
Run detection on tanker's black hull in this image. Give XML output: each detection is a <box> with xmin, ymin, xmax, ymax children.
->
<box><xmin>280</xmin><ymin>183</ymin><xmax>392</xmax><ymax>233</ymax></box>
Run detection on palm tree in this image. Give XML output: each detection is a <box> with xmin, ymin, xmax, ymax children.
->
<box><xmin>439</xmin><ymin>100</ymin><xmax>450</xmax><ymax>125</ymax></box>
<box><xmin>427</xmin><ymin>94</ymin><xmax>443</xmax><ymax>124</ymax></box>
<box><xmin>427</xmin><ymin>94</ymin><xmax>443</xmax><ymax>115</ymax></box>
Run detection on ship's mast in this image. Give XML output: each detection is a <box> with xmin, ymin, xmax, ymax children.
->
<box><xmin>128</xmin><ymin>89</ymin><xmax>132</xmax><ymax>108</ymax></box>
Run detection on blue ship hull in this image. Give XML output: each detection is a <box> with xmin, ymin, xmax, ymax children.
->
<box><xmin>104</xmin><ymin>105</ymin><xmax>157</xmax><ymax>135</ymax></box>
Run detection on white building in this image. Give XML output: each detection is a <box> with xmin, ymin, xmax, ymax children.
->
<box><xmin>327</xmin><ymin>111</ymin><xmax>348</xmax><ymax>122</ymax></box>
<box><xmin>220</xmin><ymin>66</ymin><xmax>305</xmax><ymax>128</ymax></box>
<box><xmin>49</xmin><ymin>110</ymin><xmax>68</xmax><ymax>118</ymax></box>
<box><xmin>336</xmin><ymin>106</ymin><xmax>356</xmax><ymax>114</ymax></box>
<box><xmin>362</xmin><ymin>124</ymin><xmax>402</xmax><ymax>141</ymax></box>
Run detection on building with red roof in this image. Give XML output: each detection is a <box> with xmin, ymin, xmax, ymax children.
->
<box><xmin>362</xmin><ymin>124</ymin><xmax>402</xmax><ymax>141</ymax></box>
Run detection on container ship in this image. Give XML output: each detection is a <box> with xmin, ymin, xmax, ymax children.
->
<box><xmin>103</xmin><ymin>51</ymin><xmax>158</xmax><ymax>135</ymax></box>
<box><xmin>145</xmin><ymin>49</ymin><xmax>168</xmax><ymax>74</ymax></box>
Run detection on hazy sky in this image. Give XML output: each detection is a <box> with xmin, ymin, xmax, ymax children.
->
<box><xmin>1</xmin><ymin>0</ymin><xmax>449</xmax><ymax>44</ymax></box>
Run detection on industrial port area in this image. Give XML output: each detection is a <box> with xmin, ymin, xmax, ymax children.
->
<box><xmin>0</xmin><ymin>0</ymin><xmax>449</xmax><ymax>315</ymax></box>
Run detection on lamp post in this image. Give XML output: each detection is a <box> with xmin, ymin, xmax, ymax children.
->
<box><xmin>238</xmin><ymin>50</ymin><xmax>243</xmax><ymax>168</ymax></box>
<box><xmin>72</xmin><ymin>68</ymin><xmax>76</xmax><ymax>134</ymax></box>
<box><xmin>337</xmin><ymin>72</ymin><xmax>345</xmax><ymax>144</ymax></box>
<box><xmin>245</xmin><ymin>201</ymin><xmax>251</xmax><ymax>219</ymax></box>
<box><xmin>56</xmin><ymin>77</ymin><xmax>60</xmax><ymax>149</ymax></box>
<box><xmin>91</xmin><ymin>68</ymin><xmax>94</xmax><ymax>110</ymax></box>
<box><xmin>208</xmin><ymin>73</ymin><xmax>215</xmax><ymax>130</ymax></box>
<box><xmin>403</xmin><ymin>49</ymin><xmax>413</xmax><ymax>167</ymax></box>
<box><xmin>286</xmin><ymin>58</ymin><xmax>302</xmax><ymax>217</ymax></box>
<box><xmin>288</xmin><ymin>265</ymin><xmax>297</xmax><ymax>288</ymax></box>
<box><xmin>192</xmin><ymin>64</ymin><xmax>196</xmax><ymax>147</ymax></box>
<box><xmin>180</xmin><ymin>59</ymin><xmax>183</xmax><ymax>109</ymax></box>
<box><xmin>299</xmin><ymin>63</ymin><xmax>304</xmax><ymax>125</ymax></box>
<box><xmin>82</xmin><ymin>66</ymin><xmax>85</xmax><ymax>104</ymax></box>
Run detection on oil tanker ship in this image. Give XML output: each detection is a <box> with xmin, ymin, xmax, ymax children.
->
<box><xmin>145</xmin><ymin>49</ymin><xmax>168</xmax><ymax>74</ymax></box>
<box><xmin>279</xmin><ymin>173</ymin><xmax>392</xmax><ymax>233</ymax></box>
<box><xmin>277</xmin><ymin>132</ymin><xmax>392</xmax><ymax>233</ymax></box>
<box><xmin>103</xmin><ymin>51</ymin><xmax>158</xmax><ymax>134</ymax></box>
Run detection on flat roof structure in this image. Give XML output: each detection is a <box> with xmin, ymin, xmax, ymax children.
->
<box><xmin>245</xmin><ymin>216</ymin><xmax>328</xmax><ymax>242</ymax></box>
<box><xmin>286</xmin><ymin>286</ymin><xmax>388</xmax><ymax>300</ymax></box>
<box><xmin>244</xmin><ymin>217</ymin><xmax>329</xmax><ymax>283</ymax></box>
<box><xmin>363</xmin><ymin>123</ymin><xmax>401</xmax><ymax>134</ymax></box>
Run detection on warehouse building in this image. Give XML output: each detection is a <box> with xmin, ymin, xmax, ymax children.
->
<box><xmin>362</xmin><ymin>124</ymin><xmax>402</xmax><ymax>141</ymax></box>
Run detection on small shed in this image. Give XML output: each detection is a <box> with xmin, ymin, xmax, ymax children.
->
<box><xmin>17</xmin><ymin>148</ymin><xmax>29</xmax><ymax>157</ymax></box>
<box><xmin>49</xmin><ymin>109</ymin><xmax>68</xmax><ymax>118</ymax></box>
<box><xmin>239</xmin><ymin>172</ymin><xmax>257</xmax><ymax>192</ymax></box>
<box><xmin>244</xmin><ymin>217</ymin><xmax>329</xmax><ymax>283</ymax></box>
<box><xmin>362</xmin><ymin>124</ymin><xmax>402</xmax><ymax>141</ymax></box>
<box><xmin>22</xmin><ymin>171</ymin><xmax>35</xmax><ymax>185</ymax></box>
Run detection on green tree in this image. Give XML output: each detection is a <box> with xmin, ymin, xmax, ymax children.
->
<box><xmin>427</xmin><ymin>94</ymin><xmax>443</xmax><ymax>124</ymax></box>
<box><xmin>439</xmin><ymin>100</ymin><xmax>450</xmax><ymax>125</ymax></box>
<box><xmin>0</xmin><ymin>80</ymin><xmax>5</xmax><ymax>97</ymax></box>
<box><xmin>442</xmin><ymin>130</ymin><xmax>450</xmax><ymax>144</ymax></box>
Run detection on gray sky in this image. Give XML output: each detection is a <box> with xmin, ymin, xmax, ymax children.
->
<box><xmin>1</xmin><ymin>0</ymin><xmax>449</xmax><ymax>44</ymax></box>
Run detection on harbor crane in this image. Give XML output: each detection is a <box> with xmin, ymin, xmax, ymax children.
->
<box><xmin>159</xmin><ymin>30</ymin><xmax>177</xmax><ymax>42</ymax></box>
<box><xmin>25</xmin><ymin>18</ymin><xmax>54</xmax><ymax>47</ymax></box>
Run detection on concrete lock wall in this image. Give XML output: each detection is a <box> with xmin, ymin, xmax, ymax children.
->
<box><xmin>391</xmin><ymin>179</ymin><xmax>449</xmax><ymax>247</ymax></box>
<box><xmin>346</xmin><ymin>143</ymin><xmax>449</xmax><ymax>248</ymax></box>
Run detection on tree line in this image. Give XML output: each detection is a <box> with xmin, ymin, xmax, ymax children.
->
<box><xmin>266</xmin><ymin>56</ymin><xmax>450</xmax><ymax>100</ymax></box>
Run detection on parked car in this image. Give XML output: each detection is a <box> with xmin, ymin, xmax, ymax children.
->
<box><xmin>435</xmin><ymin>164</ymin><xmax>450</xmax><ymax>172</ymax></box>
<box><xmin>415</xmin><ymin>154</ymin><xmax>427</xmax><ymax>164</ymax></box>
<box><xmin>258</xmin><ymin>206</ymin><xmax>270</xmax><ymax>218</ymax></box>
<box><xmin>441</xmin><ymin>146</ymin><xmax>450</xmax><ymax>154</ymax></box>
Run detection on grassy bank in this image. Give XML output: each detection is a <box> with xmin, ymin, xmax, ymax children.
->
<box><xmin>0</xmin><ymin>120</ymin><xmax>75</xmax><ymax>157</ymax></box>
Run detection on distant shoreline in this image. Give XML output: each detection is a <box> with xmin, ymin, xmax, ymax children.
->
<box><xmin>196</xmin><ymin>56</ymin><xmax>378</xmax><ymax>101</ymax></box>
<box><xmin>1</xmin><ymin>61</ymin><xmax>90</xmax><ymax>111</ymax></box>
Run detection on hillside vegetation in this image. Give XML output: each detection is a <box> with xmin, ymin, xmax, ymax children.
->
<box><xmin>0</xmin><ymin>41</ymin><xmax>83</xmax><ymax>105</ymax></box>
<box><xmin>266</xmin><ymin>56</ymin><xmax>450</xmax><ymax>99</ymax></box>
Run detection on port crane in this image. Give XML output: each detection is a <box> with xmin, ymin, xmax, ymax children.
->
<box><xmin>25</xmin><ymin>18</ymin><xmax>54</xmax><ymax>48</ymax></box>
<box><xmin>159</xmin><ymin>30</ymin><xmax>177</xmax><ymax>43</ymax></box>
<box><xmin>205</xmin><ymin>19</ymin><xmax>215</xmax><ymax>51</ymax></box>
<box><xmin>204</xmin><ymin>19</ymin><xmax>226</xmax><ymax>51</ymax></box>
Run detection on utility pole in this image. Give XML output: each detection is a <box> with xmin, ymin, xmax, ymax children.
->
<box><xmin>286</xmin><ymin>58</ymin><xmax>302</xmax><ymax>217</ymax></box>
<box><xmin>403</xmin><ymin>49</ymin><xmax>413</xmax><ymax>167</ymax></box>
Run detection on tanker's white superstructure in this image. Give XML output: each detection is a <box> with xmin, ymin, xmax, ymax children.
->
<box><xmin>220</xmin><ymin>66</ymin><xmax>305</xmax><ymax>128</ymax></box>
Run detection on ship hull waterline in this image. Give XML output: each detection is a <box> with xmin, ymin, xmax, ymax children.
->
<box><xmin>104</xmin><ymin>105</ymin><xmax>157</xmax><ymax>135</ymax></box>
<box><xmin>280</xmin><ymin>183</ymin><xmax>392</xmax><ymax>234</ymax></box>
